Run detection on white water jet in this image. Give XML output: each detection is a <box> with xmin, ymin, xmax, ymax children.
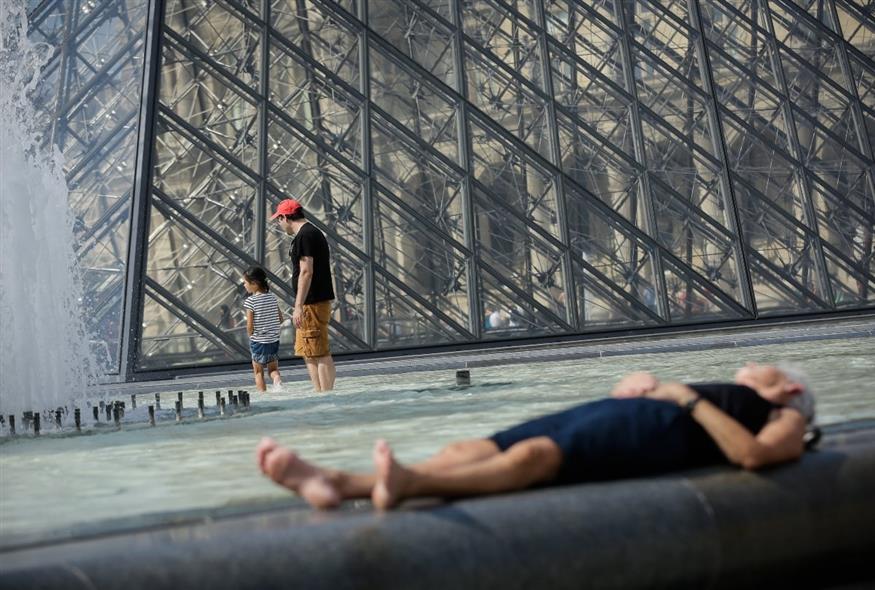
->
<box><xmin>0</xmin><ymin>0</ymin><xmax>97</xmax><ymax>416</ymax></box>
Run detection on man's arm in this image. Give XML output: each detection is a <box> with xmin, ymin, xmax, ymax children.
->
<box><xmin>647</xmin><ymin>382</ymin><xmax>806</xmax><ymax>470</ymax></box>
<box><xmin>292</xmin><ymin>256</ymin><xmax>314</xmax><ymax>328</ymax></box>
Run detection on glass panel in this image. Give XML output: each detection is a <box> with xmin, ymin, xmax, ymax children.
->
<box><xmin>141</xmin><ymin>201</ymin><xmax>254</xmax><ymax>369</ymax></box>
<box><xmin>267</xmin><ymin>114</ymin><xmax>365</xmax><ymax>248</ymax></box>
<box><xmin>770</xmin><ymin>1</ymin><xmax>849</xmax><ymax>91</ymax></box>
<box><xmin>822</xmin><ymin>246</ymin><xmax>875</xmax><ymax>308</ymax></box>
<box><xmin>462</xmin><ymin>0</ymin><xmax>545</xmax><ymax>90</ymax></box>
<box><xmin>720</xmin><ymin>113</ymin><xmax>808</xmax><ymax>222</ymax></box>
<box><xmin>369</xmin><ymin>49</ymin><xmax>460</xmax><ymax>164</ymax></box>
<box><xmin>835</xmin><ymin>0</ymin><xmax>875</xmax><ymax>55</ymax></box>
<box><xmin>662</xmin><ymin>260</ymin><xmax>743</xmax><ymax>322</ymax></box>
<box><xmin>270</xmin><ymin>0</ymin><xmax>360</xmax><ymax>87</ymax></box>
<box><xmin>368</xmin><ymin>0</ymin><xmax>457</xmax><ymax>89</ymax></box>
<box><xmin>463</xmin><ymin>44</ymin><xmax>552</xmax><ymax>159</ymax></box>
<box><xmin>554</xmin><ymin>111</ymin><xmax>645</xmax><ymax>227</ymax></box>
<box><xmin>650</xmin><ymin>183</ymin><xmax>744</xmax><ymax>305</ymax></box>
<box><xmin>732</xmin><ymin>180</ymin><xmax>829</xmax><ymax>312</ymax></box>
<box><xmin>269</xmin><ymin>41</ymin><xmax>364</xmax><ymax>167</ymax></box>
<box><xmin>700</xmin><ymin>0</ymin><xmax>782</xmax><ymax>90</ymax></box>
<box><xmin>548</xmin><ymin>40</ymin><xmax>635</xmax><ymax>158</ymax></box>
<box><xmin>161</xmin><ymin>41</ymin><xmax>260</xmax><ymax>172</ymax></box>
<box><xmin>564</xmin><ymin>186</ymin><xmax>662</xmax><ymax>319</ymax></box>
<box><xmin>544</xmin><ymin>0</ymin><xmax>626</xmax><ymax>89</ymax></box>
<box><xmin>371</xmin><ymin>118</ymin><xmax>466</xmax><ymax>245</ymax></box>
<box><xmin>809</xmin><ymin>181</ymin><xmax>875</xmax><ymax>277</ymax></box>
<box><xmin>373</xmin><ymin>188</ymin><xmax>471</xmax><ymax>346</ymax></box>
<box><xmin>165</xmin><ymin>0</ymin><xmax>260</xmax><ymax>89</ymax></box>
<box><xmin>473</xmin><ymin>186</ymin><xmax>568</xmax><ymax>323</ymax></box>
<box><xmin>478</xmin><ymin>268</ymin><xmax>567</xmax><ymax>339</ymax></box>
<box><xmin>152</xmin><ymin>121</ymin><xmax>258</xmax><ymax>256</ymax></box>
<box><xmin>469</xmin><ymin>116</ymin><xmax>561</xmax><ymax>240</ymax></box>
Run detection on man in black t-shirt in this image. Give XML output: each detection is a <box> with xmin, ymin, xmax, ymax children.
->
<box><xmin>272</xmin><ymin>199</ymin><xmax>336</xmax><ymax>391</ymax></box>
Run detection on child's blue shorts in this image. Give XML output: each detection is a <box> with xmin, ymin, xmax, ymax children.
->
<box><xmin>250</xmin><ymin>341</ymin><xmax>279</xmax><ymax>365</ymax></box>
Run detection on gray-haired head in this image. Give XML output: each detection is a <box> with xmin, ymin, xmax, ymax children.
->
<box><xmin>776</xmin><ymin>363</ymin><xmax>816</xmax><ymax>424</ymax></box>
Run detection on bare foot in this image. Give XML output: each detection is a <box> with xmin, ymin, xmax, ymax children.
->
<box><xmin>372</xmin><ymin>439</ymin><xmax>409</xmax><ymax>510</ymax></box>
<box><xmin>262</xmin><ymin>446</ymin><xmax>341</xmax><ymax>509</ymax></box>
<box><xmin>255</xmin><ymin>437</ymin><xmax>279</xmax><ymax>473</ymax></box>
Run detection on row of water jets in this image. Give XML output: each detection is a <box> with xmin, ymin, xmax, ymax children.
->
<box><xmin>0</xmin><ymin>390</ymin><xmax>256</xmax><ymax>437</ymax></box>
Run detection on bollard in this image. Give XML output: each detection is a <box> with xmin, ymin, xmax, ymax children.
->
<box><xmin>74</xmin><ymin>408</ymin><xmax>81</xmax><ymax>432</ymax></box>
<box><xmin>33</xmin><ymin>413</ymin><xmax>40</xmax><ymax>436</ymax></box>
<box><xmin>456</xmin><ymin>369</ymin><xmax>471</xmax><ymax>387</ymax></box>
<box><xmin>216</xmin><ymin>391</ymin><xmax>222</xmax><ymax>407</ymax></box>
<box><xmin>54</xmin><ymin>409</ymin><xmax>62</xmax><ymax>429</ymax></box>
<box><xmin>130</xmin><ymin>394</ymin><xmax>137</xmax><ymax>409</ymax></box>
<box><xmin>148</xmin><ymin>405</ymin><xmax>155</xmax><ymax>426</ymax></box>
<box><xmin>220</xmin><ymin>398</ymin><xmax>226</xmax><ymax>416</ymax></box>
<box><xmin>8</xmin><ymin>415</ymin><xmax>15</xmax><ymax>435</ymax></box>
<box><xmin>155</xmin><ymin>393</ymin><xmax>161</xmax><ymax>410</ymax></box>
<box><xmin>175</xmin><ymin>401</ymin><xmax>182</xmax><ymax>423</ymax></box>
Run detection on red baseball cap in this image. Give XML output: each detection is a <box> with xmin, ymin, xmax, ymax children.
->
<box><xmin>270</xmin><ymin>199</ymin><xmax>303</xmax><ymax>219</ymax></box>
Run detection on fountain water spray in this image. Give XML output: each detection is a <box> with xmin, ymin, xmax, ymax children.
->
<box><xmin>1</xmin><ymin>0</ymin><xmax>97</xmax><ymax>416</ymax></box>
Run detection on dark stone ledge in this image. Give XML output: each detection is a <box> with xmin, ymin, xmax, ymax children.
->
<box><xmin>1</xmin><ymin>427</ymin><xmax>873</xmax><ymax>590</ymax></box>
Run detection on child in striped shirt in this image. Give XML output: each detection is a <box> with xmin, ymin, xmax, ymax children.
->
<box><xmin>243</xmin><ymin>266</ymin><xmax>284</xmax><ymax>392</ymax></box>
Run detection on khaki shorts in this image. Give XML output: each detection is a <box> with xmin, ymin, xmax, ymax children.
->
<box><xmin>294</xmin><ymin>301</ymin><xmax>332</xmax><ymax>358</ymax></box>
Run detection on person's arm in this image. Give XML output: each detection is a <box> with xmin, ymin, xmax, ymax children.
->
<box><xmin>246</xmin><ymin>309</ymin><xmax>254</xmax><ymax>337</ymax></box>
<box><xmin>292</xmin><ymin>256</ymin><xmax>314</xmax><ymax>328</ymax></box>
<box><xmin>647</xmin><ymin>382</ymin><xmax>806</xmax><ymax>470</ymax></box>
<box><xmin>611</xmin><ymin>371</ymin><xmax>659</xmax><ymax>398</ymax></box>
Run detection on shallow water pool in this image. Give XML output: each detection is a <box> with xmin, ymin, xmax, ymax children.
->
<box><xmin>1</xmin><ymin>337</ymin><xmax>873</xmax><ymax>540</ymax></box>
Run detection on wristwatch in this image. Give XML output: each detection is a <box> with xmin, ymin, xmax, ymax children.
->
<box><xmin>683</xmin><ymin>396</ymin><xmax>702</xmax><ymax>413</ymax></box>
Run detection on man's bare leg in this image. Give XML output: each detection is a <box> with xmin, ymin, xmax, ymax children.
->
<box><xmin>316</xmin><ymin>355</ymin><xmax>335</xmax><ymax>391</ymax></box>
<box><xmin>252</xmin><ymin>361</ymin><xmax>267</xmax><ymax>392</ymax></box>
<box><xmin>256</xmin><ymin>437</ymin><xmax>503</xmax><ymax>508</ymax></box>
<box><xmin>372</xmin><ymin>437</ymin><xmax>562</xmax><ymax>510</ymax></box>
<box><xmin>267</xmin><ymin>360</ymin><xmax>281</xmax><ymax>387</ymax></box>
<box><xmin>304</xmin><ymin>358</ymin><xmax>322</xmax><ymax>391</ymax></box>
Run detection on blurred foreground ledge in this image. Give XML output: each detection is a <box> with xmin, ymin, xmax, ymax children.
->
<box><xmin>1</xmin><ymin>421</ymin><xmax>874</xmax><ymax>590</ymax></box>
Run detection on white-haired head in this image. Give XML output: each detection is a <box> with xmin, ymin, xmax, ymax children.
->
<box><xmin>776</xmin><ymin>363</ymin><xmax>816</xmax><ymax>424</ymax></box>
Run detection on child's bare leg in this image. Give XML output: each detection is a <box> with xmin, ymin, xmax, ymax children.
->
<box><xmin>267</xmin><ymin>360</ymin><xmax>281</xmax><ymax>386</ymax></box>
<box><xmin>372</xmin><ymin>437</ymin><xmax>562</xmax><ymax>510</ymax></box>
<box><xmin>252</xmin><ymin>360</ymin><xmax>266</xmax><ymax>392</ymax></box>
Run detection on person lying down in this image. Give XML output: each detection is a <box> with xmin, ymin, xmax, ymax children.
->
<box><xmin>256</xmin><ymin>362</ymin><xmax>816</xmax><ymax>510</ymax></box>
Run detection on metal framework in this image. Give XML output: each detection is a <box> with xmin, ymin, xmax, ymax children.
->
<box><xmin>29</xmin><ymin>0</ymin><xmax>875</xmax><ymax>378</ymax></box>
